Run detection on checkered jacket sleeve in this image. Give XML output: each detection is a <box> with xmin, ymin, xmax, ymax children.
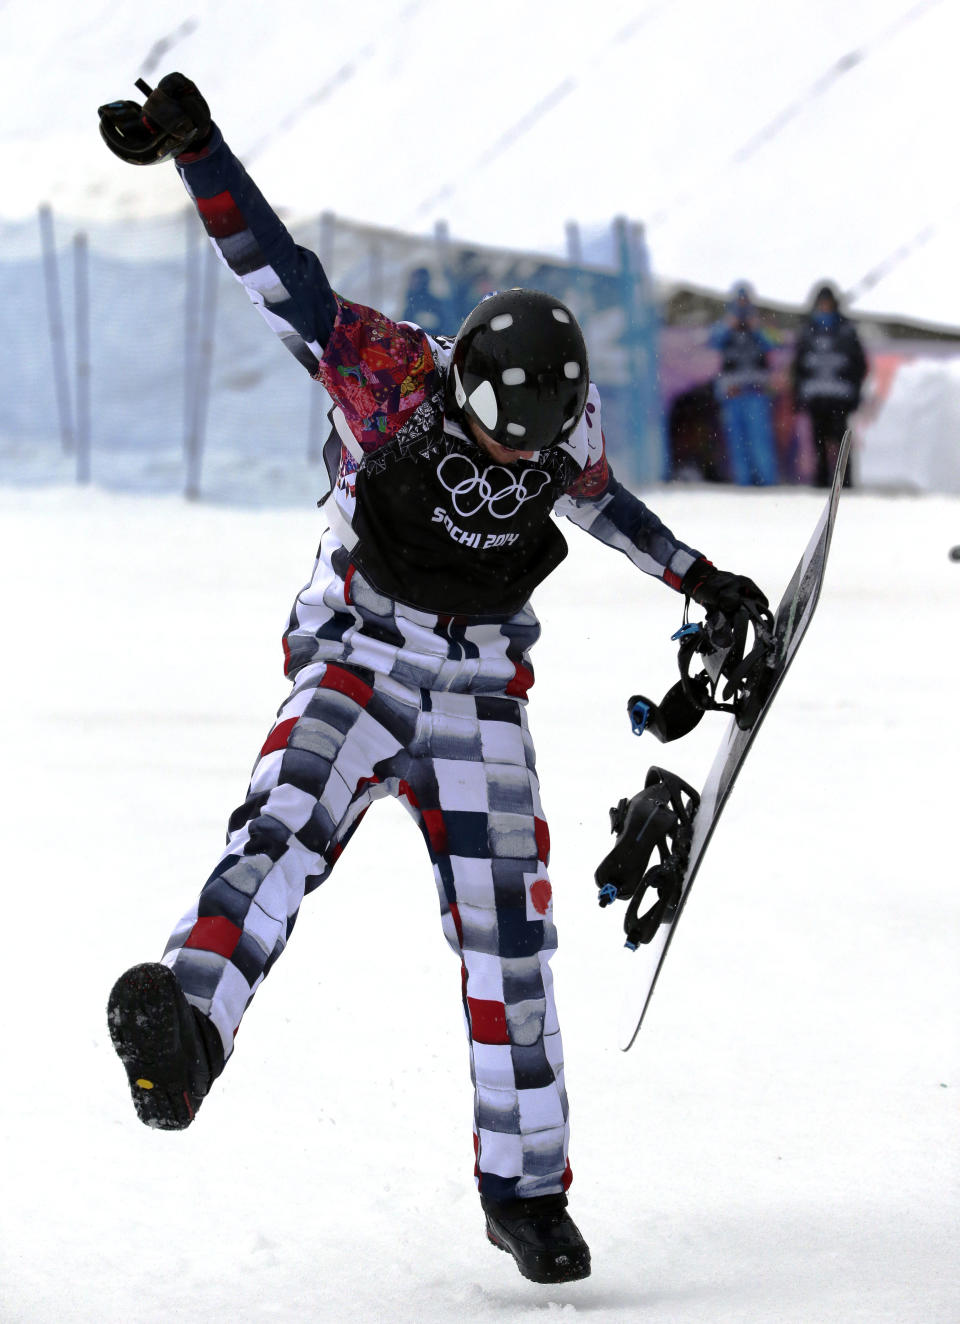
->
<box><xmin>175</xmin><ymin>127</ymin><xmax>442</xmax><ymax>452</ymax></box>
<box><xmin>554</xmin><ymin>389</ymin><xmax>702</xmax><ymax>590</ymax></box>
<box><xmin>558</xmin><ymin>473</ymin><xmax>702</xmax><ymax>590</ymax></box>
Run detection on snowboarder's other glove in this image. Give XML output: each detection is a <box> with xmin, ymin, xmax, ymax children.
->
<box><xmin>681</xmin><ymin>560</ymin><xmax>768</xmax><ymax>618</ymax></box>
<box><xmin>98</xmin><ymin>72</ymin><xmax>211</xmax><ymax>166</ymax></box>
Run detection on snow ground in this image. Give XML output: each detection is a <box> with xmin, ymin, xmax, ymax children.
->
<box><xmin>0</xmin><ymin>477</ymin><xmax>957</xmax><ymax>1322</ymax></box>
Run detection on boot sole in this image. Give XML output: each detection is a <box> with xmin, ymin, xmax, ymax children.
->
<box><xmin>107</xmin><ymin>963</ymin><xmax>199</xmax><ymax>1131</ymax></box>
<box><xmin>485</xmin><ymin>1220</ymin><xmax>591</xmax><ymax>1283</ymax></box>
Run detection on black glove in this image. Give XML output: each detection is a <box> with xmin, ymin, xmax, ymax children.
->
<box><xmin>98</xmin><ymin>73</ymin><xmax>211</xmax><ymax>165</ymax></box>
<box><xmin>681</xmin><ymin>559</ymin><xmax>768</xmax><ymax>617</ymax></box>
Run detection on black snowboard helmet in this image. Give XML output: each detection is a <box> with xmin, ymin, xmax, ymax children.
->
<box><xmin>448</xmin><ymin>288</ymin><xmax>589</xmax><ymax>451</ymax></box>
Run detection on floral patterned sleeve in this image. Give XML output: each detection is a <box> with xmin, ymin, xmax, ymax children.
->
<box><xmin>315</xmin><ymin>297</ymin><xmax>444</xmax><ymax>453</ymax></box>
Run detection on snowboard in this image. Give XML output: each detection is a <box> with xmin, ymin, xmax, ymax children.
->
<box><xmin>598</xmin><ymin>430</ymin><xmax>851</xmax><ymax>1051</ymax></box>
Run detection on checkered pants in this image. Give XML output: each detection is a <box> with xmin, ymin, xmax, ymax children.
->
<box><xmin>162</xmin><ymin>658</ymin><xmax>570</xmax><ymax>1201</ymax></box>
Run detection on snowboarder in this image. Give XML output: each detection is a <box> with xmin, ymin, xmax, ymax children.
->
<box><xmin>791</xmin><ymin>283</ymin><xmax>867</xmax><ymax>488</ymax></box>
<box><xmin>98</xmin><ymin>73</ymin><xmax>769</xmax><ymax>1285</ymax></box>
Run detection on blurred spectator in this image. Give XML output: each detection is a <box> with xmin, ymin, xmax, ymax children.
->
<box><xmin>401</xmin><ymin>266</ymin><xmax>449</xmax><ymax>335</ymax></box>
<box><xmin>709</xmin><ymin>282</ymin><xmax>778</xmax><ymax>485</ymax></box>
<box><xmin>791</xmin><ymin>283</ymin><xmax>867</xmax><ymax>488</ymax></box>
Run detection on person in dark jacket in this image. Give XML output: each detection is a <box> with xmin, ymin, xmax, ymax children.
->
<box><xmin>96</xmin><ymin>73</ymin><xmax>769</xmax><ymax>1287</ymax></box>
<box><xmin>792</xmin><ymin>284</ymin><xmax>867</xmax><ymax>488</ymax></box>
<box><xmin>708</xmin><ymin>283</ymin><xmax>779</xmax><ymax>486</ymax></box>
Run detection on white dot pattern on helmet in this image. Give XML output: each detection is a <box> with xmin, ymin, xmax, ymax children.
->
<box><xmin>563</xmin><ymin>361</ymin><xmax>581</xmax><ymax>379</ymax></box>
<box><xmin>562</xmin><ymin>416</ymin><xmax>577</xmax><ymax>431</ymax></box>
<box><xmin>468</xmin><ymin>379</ymin><xmax>499</xmax><ymax>429</ymax></box>
<box><xmin>452</xmin><ymin>364</ymin><xmax>467</xmax><ymax>407</ymax></box>
<box><xmin>501</xmin><ymin>367</ymin><xmax>526</xmax><ymax>385</ymax></box>
<box><xmin>552</xmin><ymin>308</ymin><xmax>571</xmax><ymax>323</ymax></box>
<box><xmin>506</xmin><ymin>422</ymin><xmax>527</xmax><ymax>437</ymax></box>
<box><xmin>490</xmin><ymin>313</ymin><xmax>514</xmax><ymax>331</ymax></box>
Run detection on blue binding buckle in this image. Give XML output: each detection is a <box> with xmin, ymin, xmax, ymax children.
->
<box><xmin>597</xmin><ymin>883</ymin><xmax>619</xmax><ymax>908</ymax></box>
<box><xmin>629</xmin><ymin>698</ymin><xmax>651</xmax><ymax>737</ymax></box>
<box><xmin>671</xmin><ymin>622</ymin><xmax>702</xmax><ymax>642</ymax></box>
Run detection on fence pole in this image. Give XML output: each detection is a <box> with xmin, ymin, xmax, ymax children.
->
<box><xmin>629</xmin><ymin>220</ymin><xmax>665</xmax><ymax>483</ymax></box>
<box><xmin>564</xmin><ymin>220</ymin><xmax>586</xmax><ymax>321</ymax></box>
<box><xmin>184</xmin><ymin>240</ymin><xmax>218</xmax><ymax>500</ymax></box>
<box><xmin>320</xmin><ymin>210</ymin><xmax>336</xmax><ymax>273</ymax></box>
<box><xmin>38</xmin><ymin>204</ymin><xmax>75</xmax><ymax>455</ymax></box>
<box><xmin>615</xmin><ymin>215</ymin><xmax>663</xmax><ymax>485</ymax></box>
<box><xmin>74</xmin><ymin>231</ymin><xmax>91</xmax><ymax>483</ymax></box>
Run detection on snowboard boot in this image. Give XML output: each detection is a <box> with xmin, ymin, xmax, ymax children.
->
<box><xmin>107</xmin><ymin>961</ymin><xmax>224</xmax><ymax>1130</ymax></box>
<box><xmin>482</xmin><ymin>1193</ymin><xmax>591</xmax><ymax>1283</ymax></box>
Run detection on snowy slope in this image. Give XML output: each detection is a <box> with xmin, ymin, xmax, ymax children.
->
<box><xmin>1</xmin><ymin>0</ymin><xmax>958</xmax><ymax>326</ymax></box>
<box><xmin>0</xmin><ymin>480</ymin><xmax>957</xmax><ymax>1322</ymax></box>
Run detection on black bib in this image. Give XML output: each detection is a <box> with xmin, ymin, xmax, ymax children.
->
<box><xmin>349</xmin><ymin>423</ymin><xmax>576</xmax><ymax>616</ymax></box>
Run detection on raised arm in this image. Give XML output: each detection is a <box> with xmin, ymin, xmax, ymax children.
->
<box><xmin>98</xmin><ymin>73</ymin><xmax>443</xmax><ymax>451</ymax></box>
<box><xmin>176</xmin><ymin>125</ymin><xmax>338</xmax><ymax>374</ymax></box>
<box><xmin>178</xmin><ymin>122</ymin><xmax>445</xmax><ymax>452</ymax></box>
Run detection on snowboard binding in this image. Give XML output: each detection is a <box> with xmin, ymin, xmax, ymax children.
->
<box><xmin>595</xmin><ymin>767</ymin><xmax>700</xmax><ymax>948</ymax></box>
<box><xmin>629</xmin><ymin>598</ymin><xmax>776</xmax><ymax>744</ymax></box>
<box><xmin>596</xmin><ymin>601</ymin><xmax>772</xmax><ymax>948</ymax></box>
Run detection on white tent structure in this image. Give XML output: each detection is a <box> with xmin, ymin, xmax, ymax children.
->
<box><xmin>859</xmin><ymin>358</ymin><xmax>960</xmax><ymax>492</ymax></box>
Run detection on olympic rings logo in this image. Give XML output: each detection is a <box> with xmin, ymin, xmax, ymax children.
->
<box><xmin>436</xmin><ymin>453</ymin><xmax>551</xmax><ymax>520</ymax></box>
